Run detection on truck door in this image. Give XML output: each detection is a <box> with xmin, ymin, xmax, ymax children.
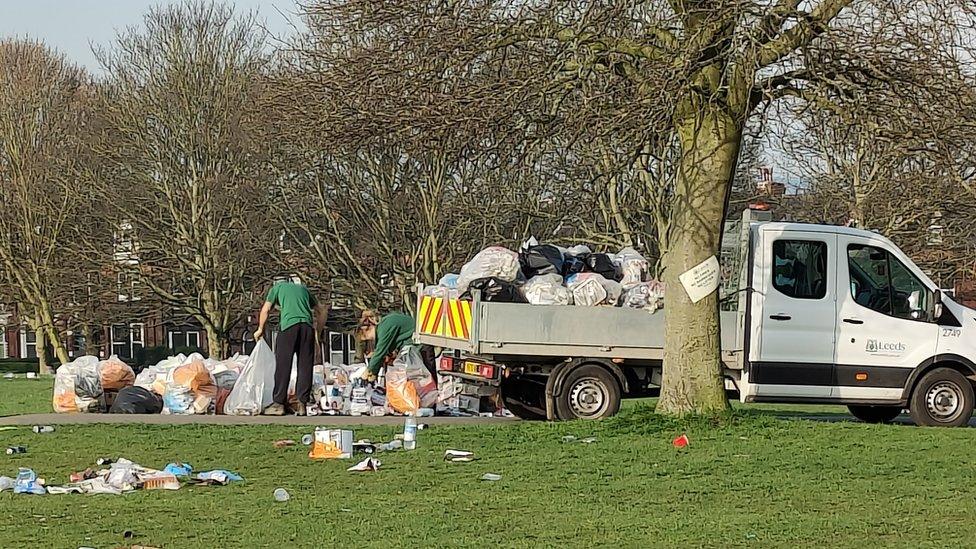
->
<box><xmin>751</xmin><ymin>228</ymin><xmax>837</xmax><ymax>399</ymax></box>
<box><xmin>834</xmin><ymin>236</ymin><xmax>939</xmax><ymax>401</ymax></box>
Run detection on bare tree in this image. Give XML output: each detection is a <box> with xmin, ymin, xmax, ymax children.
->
<box><xmin>285</xmin><ymin>0</ymin><xmax>976</xmax><ymax>415</ymax></box>
<box><xmin>0</xmin><ymin>39</ymin><xmax>95</xmax><ymax>372</ymax></box>
<box><xmin>92</xmin><ymin>2</ymin><xmax>278</xmax><ymax>358</ymax></box>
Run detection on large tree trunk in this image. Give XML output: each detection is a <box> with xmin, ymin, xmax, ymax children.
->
<box><xmin>657</xmin><ymin>103</ymin><xmax>742</xmax><ymax>416</ymax></box>
<box><xmin>33</xmin><ymin>320</ymin><xmax>52</xmax><ymax>375</ymax></box>
<box><xmin>37</xmin><ymin>299</ymin><xmax>69</xmax><ymax>366</ymax></box>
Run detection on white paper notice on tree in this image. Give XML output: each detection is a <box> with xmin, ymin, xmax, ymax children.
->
<box><xmin>678</xmin><ymin>255</ymin><xmax>721</xmax><ymax>303</ymax></box>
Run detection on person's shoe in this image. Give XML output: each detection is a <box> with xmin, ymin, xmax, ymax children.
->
<box><xmin>292</xmin><ymin>402</ymin><xmax>307</xmax><ymax>417</ymax></box>
<box><xmin>262</xmin><ymin>403</ymin><xmax>286</xmax><ymax>416</ymax></box>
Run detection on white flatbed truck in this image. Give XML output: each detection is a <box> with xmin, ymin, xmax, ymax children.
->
<box><xmin>417</xmin><ymin>209</ymin><xmax>976</xmax><ymax>426</ymax></box>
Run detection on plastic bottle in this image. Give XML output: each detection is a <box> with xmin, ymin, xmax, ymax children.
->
<box><xmin>273</xmin><ymin>488</ymin><xmax>290</xmax><ymax>502</ymax></box>
<box><xmin>404</xmin><ymin>416</ymin><xmax>417</xmax><ymax>450</ymax></box>
<box><xmin>32</xmin><ymin>425</ymin><xmax>54</xmax><ymax>434</ymax></box>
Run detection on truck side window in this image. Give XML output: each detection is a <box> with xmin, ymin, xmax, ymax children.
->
<box><xmin>847</xmin><ymin>244</ymin><xmax>929</xmax><ymax>320</ymax></box>
<box><xmin>772</xmin><ymin>240</ymin><xmax>827</xmax><ymax>299</ymax></box>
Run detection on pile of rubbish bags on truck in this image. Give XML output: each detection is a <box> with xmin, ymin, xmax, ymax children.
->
<box><xmin>53</xmin><ymin>342</ymin><xmax>500</xmax><ymax>417</ymax></box>
<box><xmin>426</xmin><ymin>239</ymin><xmax>666</xmax><ymax>311</ymax></box>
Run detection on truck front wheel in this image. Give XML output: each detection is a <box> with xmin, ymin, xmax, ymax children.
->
<box><xmin>909</xmin><ymin>367</ymin><xmax>975</xmax><ymax>427</ymax></box>
<box><xmin>554</xmin><ymin>364</ymin><xmax>621</xmax><ymax>420</ymax></box>
<box><xmin>847</xmin><ymin>405</ymin><xmax>902</xmax><ymax>424</ymax></box>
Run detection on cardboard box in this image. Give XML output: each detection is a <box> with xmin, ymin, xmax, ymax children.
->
<box><xmin>309</xmin><ymin>428</ymin><xmax>353</xmax><ymax>459</ymax></box>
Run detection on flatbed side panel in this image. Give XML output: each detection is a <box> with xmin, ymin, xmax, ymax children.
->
<box><xmin>474</xmin><ymin>304</ymin><xmax>740</xmax><ymax>359</ymax></box>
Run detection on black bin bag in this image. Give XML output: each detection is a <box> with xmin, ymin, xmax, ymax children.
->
<box><xmin>462</xmin><ymin>277</ymin><xmax>527</xmax><ymax>303</ymax></box>
<box><xmin>519</xmin><ymin>245</ymin><xmax>564</xmax><ymax>278</ymax></box>
<box><xmin>109</xmin><ymin>386</ymin><xmax>164</xmax><ymax>414</ymax></box>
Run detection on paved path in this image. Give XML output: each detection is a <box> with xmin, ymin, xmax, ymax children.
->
<box><xmin>0</xmin><ymin>413</ymin><xmax>519</xmax><ymax>427</ymax></box>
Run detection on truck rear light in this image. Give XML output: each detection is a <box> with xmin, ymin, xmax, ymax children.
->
<box><xmin>439</xmin><ymin>356</ymin><xmax>454</xmax><ymax>371</ymax></box>
<box><xmin>479</xmin><ymin>365</ymin><xmax>494</xmax><ymax>378</ymax></box>
<box><xmin>855</xmin><ymin>372</ymin><xmax>868</xmax><ymax>381</ymax></box>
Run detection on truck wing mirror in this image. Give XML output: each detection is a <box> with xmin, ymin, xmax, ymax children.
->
<box><xmin>933</xmin><ymin>289</ymin><xmax>943</xmax><ymax>321</ymax></box>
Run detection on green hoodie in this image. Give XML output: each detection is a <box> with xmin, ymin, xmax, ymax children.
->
<box><xmin>367</xmin><ymin>312</ymin><xmax>415</xmax><ymax>375</ymax></box>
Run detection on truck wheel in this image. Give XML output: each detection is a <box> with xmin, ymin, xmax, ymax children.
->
<box><xmin>847</xmin><ymin>405</ymin><xmax>902</xmax><ymax>424</ymax></box>
<box><xmin>909</xmin><ymin>367</ymin><xmax>975</xmax><ymax>427</ymax></box>
<box><xmin>555</xmin><ymin>364</ymin><xmax>621</xmax><ymax>420</ymax></box>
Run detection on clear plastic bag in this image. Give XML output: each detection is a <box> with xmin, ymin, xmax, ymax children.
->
<box><xmin>456</xmin><ymin>246</ymin><xmax>520</xmax><ymax>293</ymax></box>
<box><xmin>99</xmin><ymin>357</ymin><xmax>135</xmax><ymax>391</ymax></box>
<box><xmin>224</xmin><ymin>339</ymin><xmax>276</xmax><ymax>415</ymax></box>
<box><xmin>620</xmin><ymin>280</ymin><xmax>666</xmax><ymax>312</ymax></box>
<box><xmin>522</xmin><ymin>274</ymin><xmax>572</xmax><ymax>305</ymax></box>
<box><xmin>162</xmin><ymin>361</ymin><xmax>216</xmax><ymax>414</ymax></box>
<box><xmin>385</xmin><ymin>346</ymin><xmax>437</xmax><ymax>414</ymax></box>
<box><xmin>53</xmin><ymin>356</ymin><xmax>103</xmax><ymax>413</ymax></box>
<box><xmin>616</xmin><ymin>247</ymin><xmax>650</xmax><ymax>286</ymax></box>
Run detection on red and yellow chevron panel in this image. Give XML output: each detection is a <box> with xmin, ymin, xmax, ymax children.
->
<box><xmin>417</xmin><ymin>296</ymin><xmax>472</xmax><ymax>340</ymax></box>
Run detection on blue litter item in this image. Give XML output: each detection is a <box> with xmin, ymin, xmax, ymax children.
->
<box><xmin>196</xmin><ymin>470</ymin><xmax>243</xmax><ymax>483</ymax></box>
<box><xmin>163</xmin><ymin>462</ymin><xmax>193</xmax><ymax>477</ymax></box>
<box><xmin>14</xmin><ymin>468</ymin><xmax>45</xmax><ymax>495</ymax></box>
<box><xmin>438</xmin><ymin>273</ymin><xmax>459</xmax><ymax>289</ymax></box>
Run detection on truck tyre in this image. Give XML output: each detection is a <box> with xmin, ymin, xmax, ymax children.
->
<box><xmin>847</xmin><ymin>405</ymin><xmax>902</xmax><ymax>424</ymax></box>
<box><xmin>909</xmin><ymin>367</ymin><xmax>975</xmax><ymax>427</ymax></box>
<box><xmin>554</xmin><ymin>364</ymin><xmax>621</xmax><ymax>420</ymax></box>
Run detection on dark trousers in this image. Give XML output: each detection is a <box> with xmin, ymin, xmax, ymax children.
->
<box><xmin>273</xmin><ymin>323</ymin><xmax>314</xmax><ymax>406</ymax></box>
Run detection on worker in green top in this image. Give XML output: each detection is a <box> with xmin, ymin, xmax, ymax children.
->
<box><xmin>254</xmin><ymin>278</ymin><xmax>322</xmax><ymax>416</ymax></box>
<box><xmin>361</xmin><ymin>312</ymin><xmax>436</xmax><ymax>384</ymax></box>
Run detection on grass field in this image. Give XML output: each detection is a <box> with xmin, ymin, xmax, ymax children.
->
<box><xmin>2</xmin><ymin>379</ymin><xmax>976</xmax><ymax>547</ymax></box>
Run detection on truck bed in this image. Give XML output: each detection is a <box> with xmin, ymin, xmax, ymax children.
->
<box><xmin>415</xmin><ymin>293</ymin><xmax>741</xmax><ymax>363</ymax></box>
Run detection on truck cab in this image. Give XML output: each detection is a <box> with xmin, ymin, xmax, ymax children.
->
<box><xmin>739</xmin><ymin>220</ymin><xmax>976</xmax><ymax>426</ymax></box>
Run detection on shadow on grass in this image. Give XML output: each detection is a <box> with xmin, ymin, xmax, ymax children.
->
<box><xmin>611</xmin><ymin>399</ymin><xmax>976</xmax><ymax>430</ymax></box>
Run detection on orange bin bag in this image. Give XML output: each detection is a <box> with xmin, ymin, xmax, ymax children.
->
<box><xmin>99</xmin><ymin>358</ymin><xmax>135</xmax><ymax>390</ymax></box>
<box><xmin>54</xmin><ymin>392</ymin><xmax>78</xmax><ymax>413</ymax></box>
<box><xmin>386</xmin><ymin>374</ymin><xmax>420</xmax><ymax>414</ymax></box>
<box><xmin>173</xmin><ymin>361</ymin><xmax>216</xmax><ymax>397</ymax></box>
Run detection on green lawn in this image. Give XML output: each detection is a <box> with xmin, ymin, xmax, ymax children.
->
<box><xmin>0</xmin><ymin>378</ymin><xmax>54</xmax><ymax>417</ymax></box>
<box><xmin>1</xmin><ymin>381</ymin><xmax>974</xmax><ymax>547</ymax></box>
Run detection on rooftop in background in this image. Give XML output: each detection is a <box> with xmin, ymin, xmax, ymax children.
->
<box><xmin>0</xmin><ymin>0</ymin><xmax>301</xmax><ymax>74</ymax></box>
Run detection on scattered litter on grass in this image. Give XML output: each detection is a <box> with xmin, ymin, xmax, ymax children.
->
<box><xmin>340</xmin><ymin>508</ymin><xmax>352</xmax><ymax>512</ymax></box>
<box><xmin>69</xmin><ymin>469</ymin><xmax>96</xmax><ymax>483</ymax></box>
<box><xmin>32</xmin><ymin>425</ymin><xmax>55</xmax><ymax>434</ymax></box>
<box><xmin>481</xmin><ymin>473</ymin><xmax>502</xmax><ymax>482</ymax></box>
<box><xmin>194</xmin><ymin>470</ymin><xmax>243</xmax><ymax>485</ymax></box>
<box><xmin>273</xmin><ymin>439</ymin><xmax>296</xmax><ymax>449</ymax></box>
<box><xmin>347</xmin><ymin>457</ymin><xmax>381</xmax><ymax>472</ymax></box>
<box><xmin>561</xmin><ymin>435</ymin><xmax>576</xmax><ymax>443</ymax></box>
<box><xmin>141</xmin><ymin>473</ymin><xmax>180</xmax><ymax>491</ymax></box>
<box><xmin>6</xmin><ymin>446</ymin><xmax>26</xmax><ymax>455</ymax></box>
<box><xmin>581</xmin><ymin>437</ymin><xmax>597</xmax><ymax>444</ymax></box>
<box><xmin>163</xmin><ymin>462</ymin><xmax>193</xmax><ymax>477</ymax></box>
<box><xmin>0</xmin><ymin>476</ymin><xmax>13</xmax><ymax>492</ymax></box>
<box><xmin>14</xmin><ymin>468</ymin><xmax>45</xmax><ymax>494</ymax></box>
<box><xmin>301</xmin><ymin>434</ymin><xmax>313</xmax><ymax>446</ymax></box>
<box><xmin>444</xmin><ymin>449</ymin><xmax>477</xmax><ymax>462</ymax></box>
<box><xmin>0</xmin><ymin>426</ymin><xmax>15</xmax><ymax>432</ymax></box>
<box><xmin>672</xmin><ymin>434</ymin><xmax>690</xmax><ymax>448</ymax></box>
<box><xmin>7</xmin><ymin>458</ymin><xmax>241</xmax><ymax>496</ymax></box>
<box><xmin>273</xmin><ymin>488</ymin><xmax>290</xmax><ymax>502</ymax></box>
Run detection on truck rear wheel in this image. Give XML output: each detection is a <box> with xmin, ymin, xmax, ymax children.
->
<box><xmin>554</xmin><ymin>364</ymin><xmax>621</xmax><ymax>420</ymax></box>
<box><xmin>909</xmin><ymin>367</ymin><xmax>975</xmax><ymax>427</ymax></box>
<box><xmin>847</xmin><ymin>405</ymin><xmax>902</xmax><ymax>424</ymax></box>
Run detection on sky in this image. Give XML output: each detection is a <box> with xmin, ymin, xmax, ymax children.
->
<box><xmin>0</xmin><ymin>0</ymin><xmax>300</xmax><ymax>73</ymax></box>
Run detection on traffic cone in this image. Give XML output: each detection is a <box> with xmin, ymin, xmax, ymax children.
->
<box><xmin>672</xmin><ymin>434</ymin><xmax>689</xmax><ymax>448</ymax></box>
